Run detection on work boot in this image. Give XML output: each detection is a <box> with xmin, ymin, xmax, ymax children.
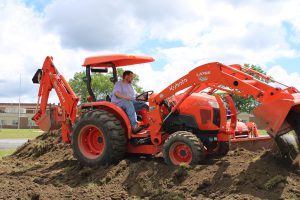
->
<box><xmin>132</xmin><ymin>125</ymin><xmax>143</xmax><ymax>134</ymax></box>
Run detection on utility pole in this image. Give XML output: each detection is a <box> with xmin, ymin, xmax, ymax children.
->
<box><xmin>18</xmin><ymin>73</ymin><xmax>21</xmax><ymax>129</ymax></box>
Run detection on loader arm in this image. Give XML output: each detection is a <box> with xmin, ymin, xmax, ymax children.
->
<box><xmin>148</xmin><ymin>62</ymin><xmax>299</xmax><ymax>145</ymax></box>
<box><xmin>32</xmin><ymin>56</ymin><xmax>79</xmax><ymax>143</ymax></box>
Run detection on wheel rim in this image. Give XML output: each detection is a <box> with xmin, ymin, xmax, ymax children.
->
<box><xmin>78</xmin><ymin>125</ymin><xmax>105</xmax><ymax>159</ymax></box>
<box><xmin>169</xmin><ymin>142</ymin><xmax>192</xmax><ymax>165</ymax></box>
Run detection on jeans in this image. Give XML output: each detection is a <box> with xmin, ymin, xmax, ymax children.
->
<box><xmin>116</xmin><ymin>100</ymin><xmax>149</xmax><ymax>127</ymax></box>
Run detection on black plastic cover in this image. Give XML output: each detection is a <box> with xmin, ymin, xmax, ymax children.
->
<box><xmin>32</xmin><ymin>69</ymin><xmax>42</xmax><ymax>84</ymax></box>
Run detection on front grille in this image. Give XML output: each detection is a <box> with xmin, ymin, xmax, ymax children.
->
<box><xmin>213</xmin><ymin>108</ymin><xmax>221</xmax><ymax>127</ymax></box>
<box><xmin>200</xmin><ymin>109</ymin><xmax>211</xmax><ymax>125</ymax></box>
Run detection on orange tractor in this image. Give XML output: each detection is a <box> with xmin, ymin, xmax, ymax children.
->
<box><xmin>32</xmin><ymin>54</ymin><xmax>300</xmax><ymax>166</ymax></box>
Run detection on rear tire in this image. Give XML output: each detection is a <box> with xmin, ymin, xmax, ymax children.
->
<box><xmin>71</xmin><ymin>110</ymin><xmax>126</xmax><ymax>166</ymax></box>
<box><xmin>163</xmin><ymin>131</ymin><xmax>205</xmax><ymax>165</ymax></box>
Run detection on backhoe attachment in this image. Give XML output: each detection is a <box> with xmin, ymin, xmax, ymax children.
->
<box><xmin>32</xmin><ymin>56</ymin><xmax>79</xmax><ymax>143</ymax></box>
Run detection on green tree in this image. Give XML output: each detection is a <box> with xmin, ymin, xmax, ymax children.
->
<box><xmin>231</xmin><ymin>64</ymin><xmax>269</xmax><ymax>113</ymax></box>
<box><xmin>69</xmin><ymin>69</ymin><xmax>143</xmax><ymax>103</ymax></box>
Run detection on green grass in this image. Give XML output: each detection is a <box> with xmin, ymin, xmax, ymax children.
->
<box><xmin>0</xmin><ymin>149</ymin><xmax>15</xmax><ymax>158</ymax></box>
<box><xmin>258</xmin><ymin>129</ymin><xmax>268</xmax><ymax>136</ymax></box>
<box><xmin>0</xmin><ymin>129</ymin><xmax>42</xmax><ymax>139</ymax></box>
<box><xmin>264</xmin><ymin>175</ymin><xmax>286</xmax><ymax>190</ymax></box>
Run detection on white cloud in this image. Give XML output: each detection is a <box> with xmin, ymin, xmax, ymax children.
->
<box><xmin>44</xmin><ymin>0</ymin><xmax>143</xmax><ymax>50</ymax></box>
<box><xmin>0</xmin><ymin>0</ymin><xmax>92</xmax><ymax>103</ymax></box>
<box><xmin>267</xmin><ymin>65</ymin><xmax>300</xmax><ymax>90</ymax></box>
<box><xmin>1</xmin><ymin>0</ymin><xmax>300</xmax><ymax>104</ymax></box>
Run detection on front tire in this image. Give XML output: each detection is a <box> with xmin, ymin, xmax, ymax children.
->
<box><xmin>278</xmin><ymin>110</ymin><xmax>300</xmax><ymax>166</ymax></box>
<box><xmin>163</xmin><ymin>131</ymin><xmax>205</xmax><ymax>165</ymax></box>
<box><xmin>275</xmin><ymin>133</ymin><xmax>299</xmax><ymax>165</ymax></box>
<box><xmin>217</xmin><ymin>141</ymin><xmax>230</xmax><ymax>156</ymax></box>
<box><xmin>71</xmin><ymin>110</ymin><xmax>126</xmax><ymax>166</ymax></box>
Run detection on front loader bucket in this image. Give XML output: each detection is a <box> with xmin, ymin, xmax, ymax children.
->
<box><xmin>253</xmin><ymin>94</ymin><xmax>300</xmax><ymax>166</ymax></box>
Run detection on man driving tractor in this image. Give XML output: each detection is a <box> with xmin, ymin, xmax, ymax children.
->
<box><xmin>111</xmin><ymin>70</ymin><xmax>148</xmax><ymax>133</ymax></box>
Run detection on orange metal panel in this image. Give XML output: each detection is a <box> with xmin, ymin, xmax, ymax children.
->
<box><xmin>231</xmin><ymin>135</ymin><xmax>271</xmax><ymax>143</ymax></box>
<box><xmin>215</xmin><ymin>95</ymin><xmax>227</xmax><ymax>132</ymax></box>
<box><xmin>253</xmin><ymin>99</ymin><xmax>294</xmax><ymax>136</ymax></box>
<box><xmin>61</xmin><ymin>123</ymin><xmax>71</xmax><ymax>143</ymax></box>
<box><xmin>226</xmin><ymin>95</ymin><xmax>237</xmax><ymax>135</ymax></box>
<box><xmin>33</xmin><ymin>112</ymin><xmax>51</xmax><ymax>131</ymax></box>
<box><xmin>217</xmin><ymin>133</ymin><xmax>230</xmax><ymax>141</ymax></box>
<box><xmin>127</xmin><ymin>144</ymin><xmax>162</xmax><ymax>154</ymax></box>
<box><xmin>230</xmin><ymin>136</ymin><xmax>275</xmax><ymax>151</ymax></box>
<box><xmin>82</xmin><ymin>54</ymin><xmax>154</xmax><ymax>67</ymax></box>
<box><xmin>81</xmin><ymin>101</ymin><xmax>132</xmax><ymax>137</ymax></box>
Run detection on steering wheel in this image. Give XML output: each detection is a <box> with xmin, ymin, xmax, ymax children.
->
<box><xmin>136</xmin><ymin>90</ymin><xmax>154</xmax><ymax>101</ymax></box>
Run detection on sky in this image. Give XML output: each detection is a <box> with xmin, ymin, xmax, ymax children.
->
<box><xmin>1</xmin><ymin>0</ymin><xmax>300</xmax><ymax>103</ymax></box>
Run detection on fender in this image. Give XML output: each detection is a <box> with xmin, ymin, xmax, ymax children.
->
<box><xmin>81</xmin><ymin>101</ymin><xmax>132</xmax><ymax>137</ymax></box>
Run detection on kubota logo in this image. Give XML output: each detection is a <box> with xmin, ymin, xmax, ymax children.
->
<box><xmin>169</xmin><ymin>78</ymin><xmax>188</xmax><ymax>91</ymax></box>
<box><xmin>54</xmin><ymin>81</ymin><xmax>65</xmax><ymax>103</ymax></box>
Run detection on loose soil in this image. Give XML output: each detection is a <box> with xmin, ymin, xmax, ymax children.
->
<box><xmin>0</xmin><ymin>130</ymin><xmax>299</xmax><ymax>200</ymax></box>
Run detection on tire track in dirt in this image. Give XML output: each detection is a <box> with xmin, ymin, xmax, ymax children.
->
<box><xmin>0</xmin><ymin>130</ymin><xmax>299</xmax><ymax>200</ymax></box>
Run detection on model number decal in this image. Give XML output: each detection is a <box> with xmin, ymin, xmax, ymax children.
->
<box><xmin>197</xmin><ymin>71</ymin><xmax>211</xmax><ymax>76</ymax></box>
<box><xmin>54</xmin><ymin>81</ymin><xmax>65</xmax><ymax>103</ymax></box>
<box><xmin>197</xmin><ymin>71</ymin><xmax>211</xmax><ymax>82</ymax></box>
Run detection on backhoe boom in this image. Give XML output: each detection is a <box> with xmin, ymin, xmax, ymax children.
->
<box><xmin>32</xmin><ymin>56</ymin><xmax>79</xmax><ymax>143</ymax></box>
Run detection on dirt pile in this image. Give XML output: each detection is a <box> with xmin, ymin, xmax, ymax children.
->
<box><xmin>0</xmin><ymin>130</ymin><xmax>299</xmax><ymax>200</ymax></box>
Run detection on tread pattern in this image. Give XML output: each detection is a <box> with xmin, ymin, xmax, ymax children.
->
<box><xmin>218</xmin><ymin>141</ymin><xmax>230</xmax><ymax>156</ymax></box>
<box><xmin>278</xmin><ymin>110</ymin><xmax>300</xmax><ymax>164</ymax></box>
<box><xmin>163</xmin><ymin>131</ymin><xmax>205</xmax><ymax>165</ymax></box>
<box><xmin>71</xmin><ymin>109</ymin><xmax>126</xmax><ymax>166</ymax></box>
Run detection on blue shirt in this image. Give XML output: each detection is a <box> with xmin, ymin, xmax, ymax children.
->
<box><xmin>111</xmin><ymin>80</ymin><xmax>136</xmax><ymax>104</ymax></box>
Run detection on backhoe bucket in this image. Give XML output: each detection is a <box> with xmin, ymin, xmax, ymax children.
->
<box><xmin>32</xmin><ymin>107</ymin><xmax>62</xmax><ymax>132</ymax></box>
<box><xmin>253</xmin><ymin>94</ymin><xmax>300</xmax><ymax>166</ymax></box>
<box><xmin>33</xmin><ymin>113</ymin><xmax>51</xmax><ymax>132</ymax></box>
